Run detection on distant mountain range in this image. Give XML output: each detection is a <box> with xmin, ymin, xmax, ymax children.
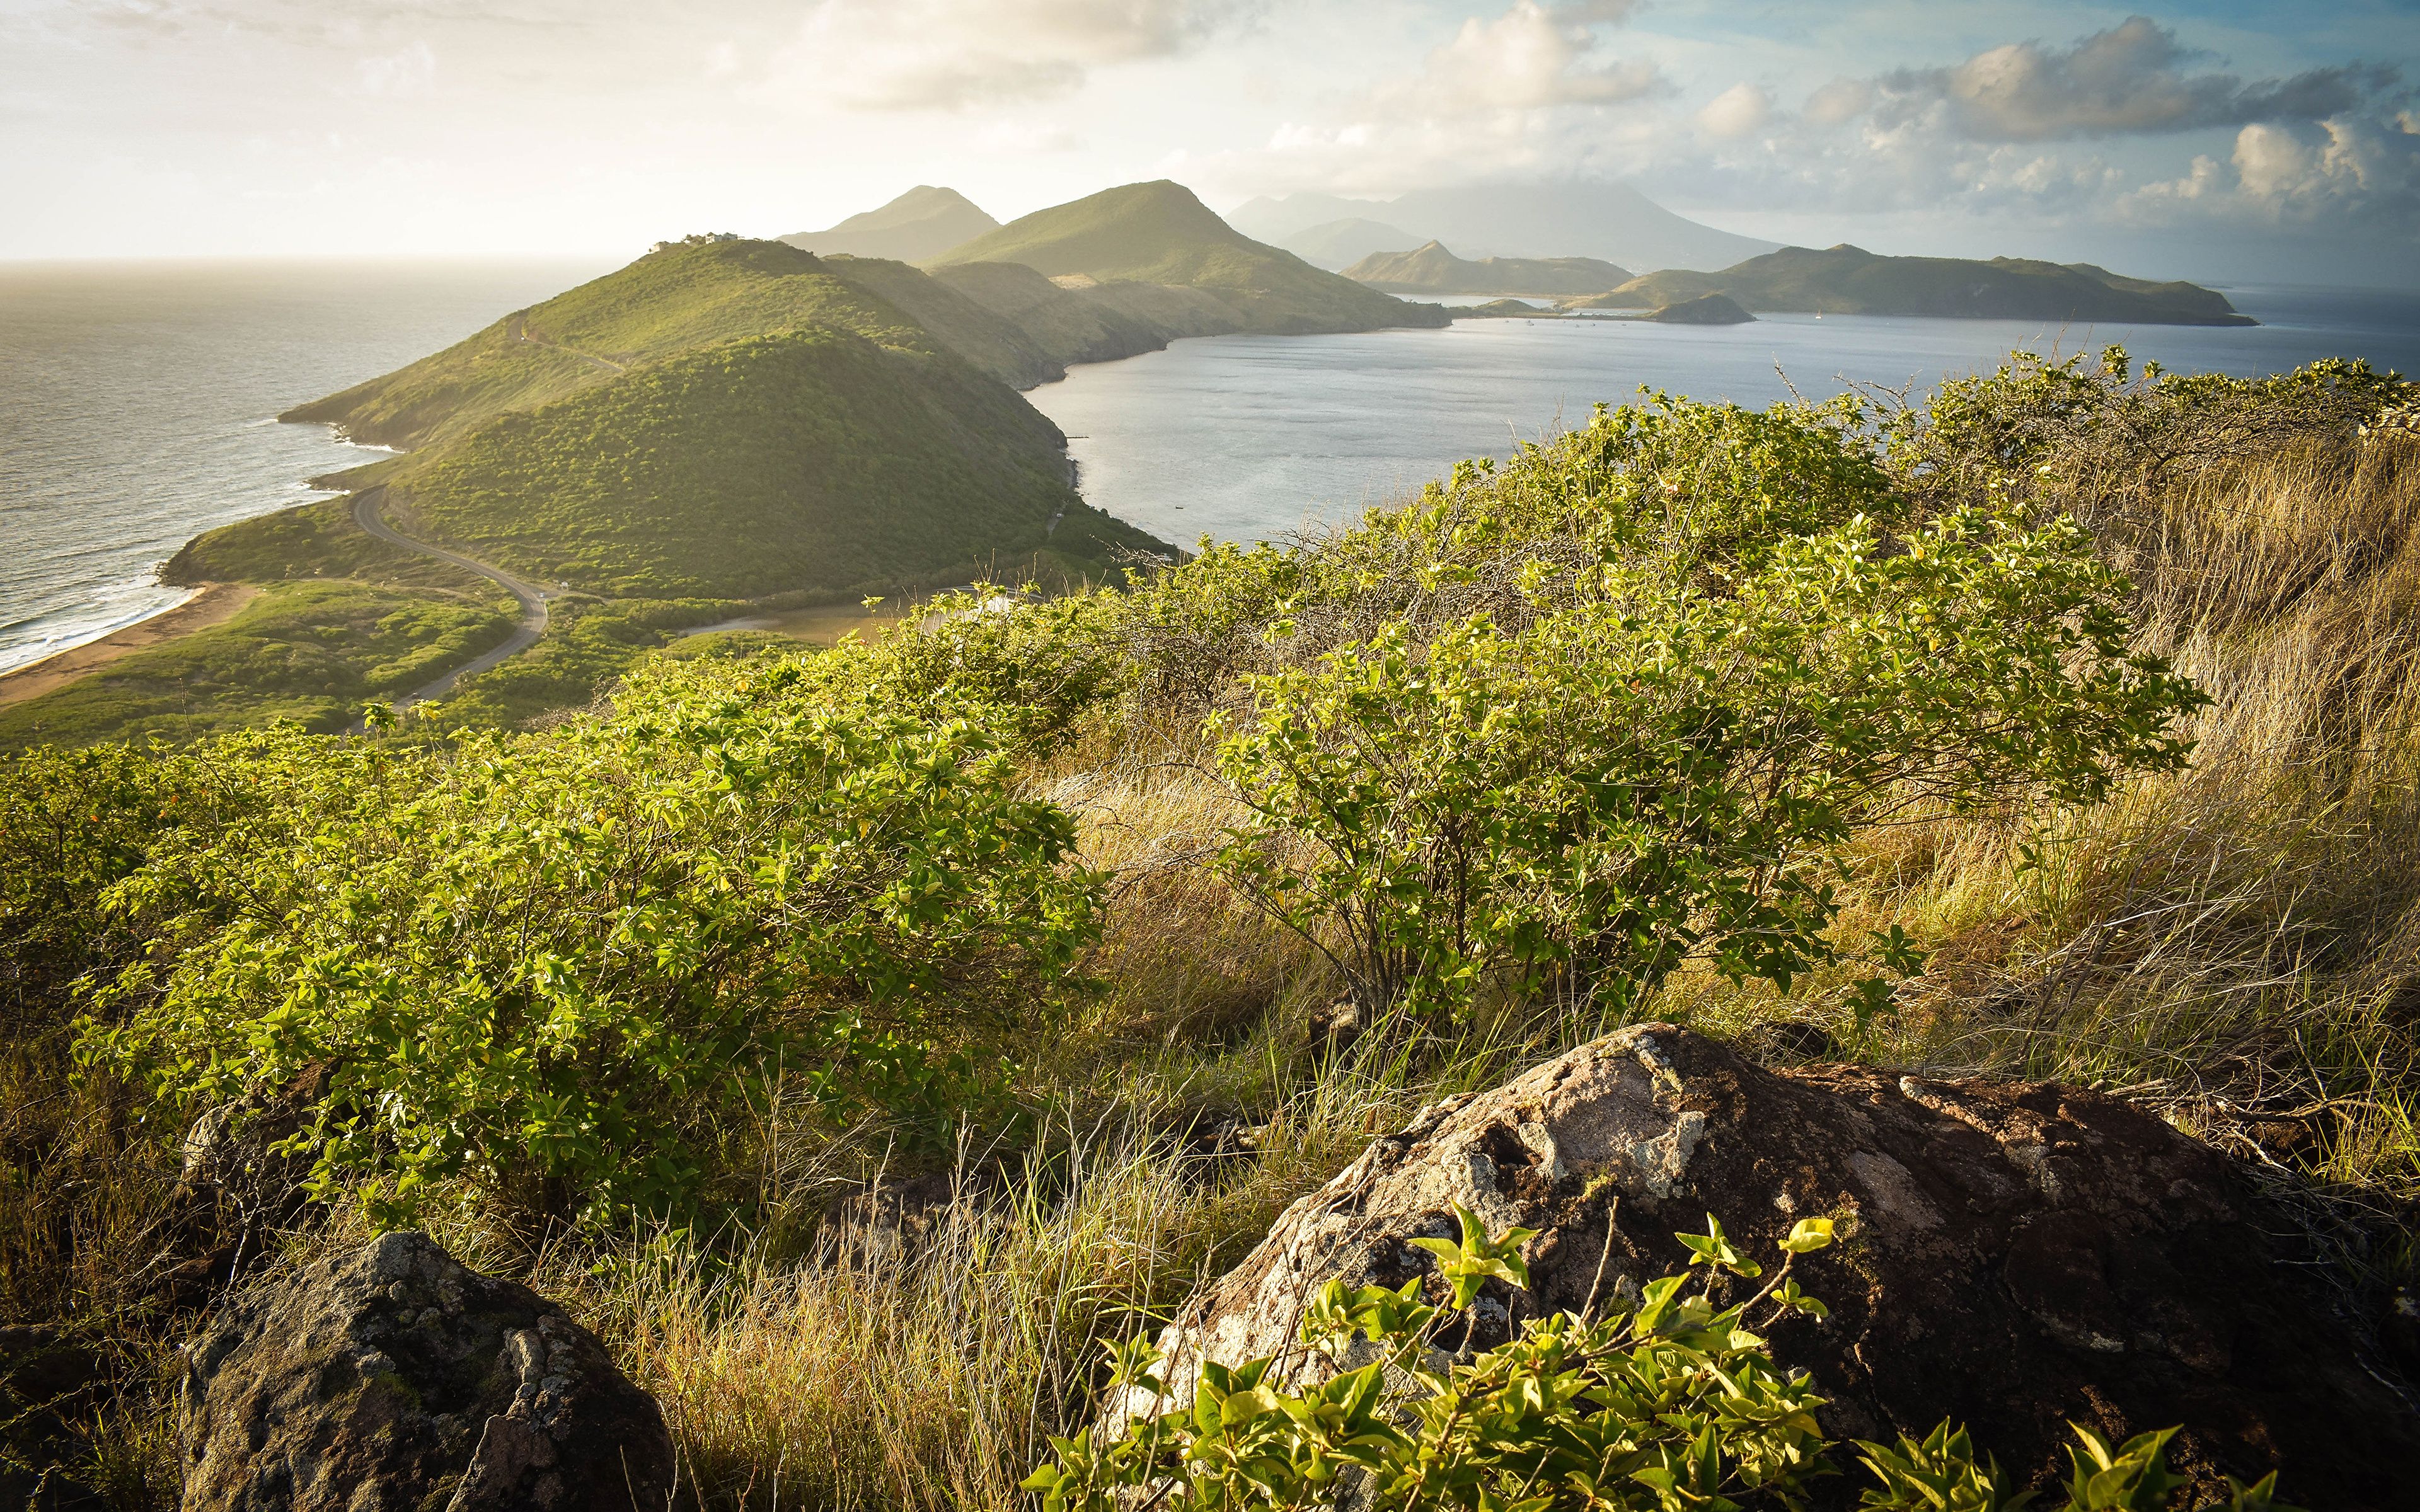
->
<box><xmin>1228</xmin><ymin>183</ymin><xmax>1778</xmax><ymax>273</ymax></box>
<box><xmin>781</xmin><ymin>185</ymin><xmax>999</xmax><ymax>263</ymax></box>
<box><xmin>1342</xmin><ymin>242</ymin><xmax>1634</xmax><ymax>296</ymax></box>
<box><xmin>1560</xmin><ymin>244</ymin><xmax>2253</xmax><ymax>326</ymax></box>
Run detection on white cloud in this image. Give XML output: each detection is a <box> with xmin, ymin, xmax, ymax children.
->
<box><xmin>1377</xmin><ymin>0</ymin><xmax>1664</xmax><ymax>117</ymax></box>
<box><xmin>1696</xmin><ymin>82</ymin><xmax>1770</xmax><ymax>139</ymax></box>
<box><xmin>1865</xmin><ymin>15</ymin><xmax>2393</xmax><ymax>142</ymax></box>
<box><xmin>356</xmin><ymin>41</ymin><xmax>435</xmax><ymax>98</ymax></box>
<box><xmin>790</xmin><ymin>0</ymin><xmax>1259</xmax><ymax>111</ymax></box>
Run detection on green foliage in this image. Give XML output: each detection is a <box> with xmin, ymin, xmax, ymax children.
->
<box><xmin>0</xmin><ymin>582</ymin><xmax>518</xmax><ymax>750</ymax></box>
<box><xmin>1027</xmin><ymin>1211</ymin><xmax>1841</xmax><ymax>1512</ymax></box>
<box><xmin>1212</xmin><ymin>502</ymin><xmax>2201</xmax><ymax>1014</ymax></box>
<box><xmin>82</xmin><ymin>659</ymin><xmax>1105</xmax><ymax>1229</ymax></box>
<box><xmin>427</xmin><ymin>595</ymin><xmax>744</xmax><ymax>728</ymax></box>
<box><xmin>1028</xmin><ymin>1213</ymin><xmax>2291</xmax><ymax>1512</ymax></box>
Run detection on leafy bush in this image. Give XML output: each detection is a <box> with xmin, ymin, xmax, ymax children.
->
<box><xmin>1027</xmin><ymin>1210</ymin><xmax>2295</xmax><ymax>1512</ymax></box>
<box><xmin>1213</xmin><ymin>505</ymin><xmax>2203</xmax><ymax>1016</ymax></box>
<box><xmin>83</xmin><ymin>658</ymin><xmax>1104</xmax><ymax>1230</ymax></box>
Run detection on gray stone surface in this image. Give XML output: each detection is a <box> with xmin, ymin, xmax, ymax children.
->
<box><xmin>178</xmin><ymin>1230</ymin><xmax>672</xmax><ymax>1512</ymax></box>
<box><xmin>1115</xmin><ymin>1024</ymin><xmax>2418</xmax><ymax>1509</ymax></box>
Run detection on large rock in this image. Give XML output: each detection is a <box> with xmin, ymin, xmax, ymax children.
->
<box><xmin>1119</xmin><ymin>1025</ymin><xmax>2417</xmax><ymax>1509</ymax></box>
<box><xmin>178</xmin><ymin>1231</ymin><xmax>673</xmax><ymax>1512</ymax></box>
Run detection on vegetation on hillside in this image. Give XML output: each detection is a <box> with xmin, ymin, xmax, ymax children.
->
<box><xmin>1569</xmin><ymin>244</ymin><xmax>2252</xmax><ymax>324</ymax></box>
<box><xmin>930</xmin><ymin>181</ymin><xmax>1452</xmax><ymax>336</ymax></box>
<box><xmin>2</xmin><ymin>352</ymin><xmax>2412</xmax><ymax>1508</ymax></box>
<box><xmin>0</xmin><ymin>581</ymin><xmax>516</xmax><ymax>750</ymax></box>
<box><xmin>282</xmin><ymin>239</ymin><xmax>950</xmax><ymax>450</ymax></box>
<box><xmin>384</xmin><ymin>324</ymin><xmax>1133</xmax><ymax>597</ymax></box>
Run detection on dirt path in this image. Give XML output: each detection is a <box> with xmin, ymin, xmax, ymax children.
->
<box><xmin>505</xmin><ymin>313</ymin><xmax>626</xmax><ymax>374</ymax></box>
<box><xmin>0</xmin><ymin>583</ymin><xmax>262</xmax><ymax>709</ymax></box>
<box><xmin>352</xmin><ymin>487</ymin><xmax>555</xmax><ymax>710</ymax></box>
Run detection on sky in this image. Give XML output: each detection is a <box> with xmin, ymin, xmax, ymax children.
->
<box><xmin>4</xmin><ymin>0</ymin><xmax>2416</xmax><ymax>284</ymax></box>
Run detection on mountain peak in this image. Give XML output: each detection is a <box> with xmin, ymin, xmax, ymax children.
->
<box><xmin>783</xmin><ymin>187</ymin><xmax>1000</xmax><ymax>264</ymax></box>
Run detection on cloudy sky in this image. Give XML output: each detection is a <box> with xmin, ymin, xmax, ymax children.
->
<box><xmin>4</xmin><ymin>0</ymin><xmax>2416</xmax><ymax>283</ymax></box>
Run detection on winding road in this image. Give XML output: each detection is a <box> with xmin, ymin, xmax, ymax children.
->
<box><xmin>353</xmin><ymin>486</ymin><xmax>555</xmax><ymax>711</ymax></box>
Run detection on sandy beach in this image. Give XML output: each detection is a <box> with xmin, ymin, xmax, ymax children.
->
<box><xmin>0</xmin><ymin>582</ymin><xmax>259</xmax><ymax>709</ymax></box>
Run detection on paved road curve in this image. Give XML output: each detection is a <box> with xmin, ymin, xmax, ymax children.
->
<box><xmin>352</xmin><ymin>486</ymin><xmax>554</xmax><ymax>711</ymax></box>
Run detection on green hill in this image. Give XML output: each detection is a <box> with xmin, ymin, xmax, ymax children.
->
<box><xmin>783</xmin><ymin>186</ymin><xmax>1001</xmax><ymax>263</ymax></box>
<box><xmin>1343</xmin><ymin>241</ymin><xmax>1632</xmax><ymax>295</ymax></box>
<box><xmin>381</xmin><ymin>323</ymin><xmax>1149</xmax><ymax>598</ymax></box>
<box><xmin>814</xmin><ymin>254</ymin><xmax>1068</xmax><ymax>388</ymax></box>
<box><xmin>1567</xmin><ymin>244</ymin><xmax>2253</xmax><ymax>325</ymax></box>
<box><xmin>930</xmin><ymin>261</ymin><xmax>1184</xmax><ymax>365</ymax></box>
<box><xmin>928</xmin><ymin>181</ymin><xmax>1449</xmax><ymax>335</ymax></box>
<box><xmin>282</xmin><ymin>238</ymin><xmax>945</xmax><ymax>449</ymax></box>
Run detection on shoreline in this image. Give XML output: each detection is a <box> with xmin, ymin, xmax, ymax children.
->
<box><xmin>0</xmin><ymin>583</ymin><xmax>260</xmax><ymax>709</ymax></box>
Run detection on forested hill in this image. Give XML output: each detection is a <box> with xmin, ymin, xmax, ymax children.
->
<box><xmin>1572</xmin><ymin>244</ymin><xmax>2254</xmax><ymax>324</ymax></box>
<box><xmin>928</xmin><ymin>181</ymin><xmax>1451</xmax><ymax>336</ymax></box>
<box><xmin>1342</xmin><ymin>241</ymin><xmax>1634</xmax><ymax>295</ymax></box>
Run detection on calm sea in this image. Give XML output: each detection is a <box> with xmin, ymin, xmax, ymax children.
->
<box><xmin>3</xmin><ymin>270</ymin><xmax>2414</xmax><ymax>677</ymax></box>
<box><xmin>1028</xmin><ymin>285</ymin><xmax>2420</xmax><ymax>547</ymax></box>
<box><xmin>0</xmin><ymin>260</ymin><xmax>608</xmax><ymax>675</ymax></box>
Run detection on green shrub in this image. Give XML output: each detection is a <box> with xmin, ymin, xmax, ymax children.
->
<box><xmin>1027</xmin><ymin>1210</ymin><xmax>2296</xmax><ymax>1512</ymax></box>
<box><xmin>1213</xmin><ymin>505</ymin><xmax>2203</xmax><ymax>1016</ymax></box>
<box><xmin>83</xmin><ymin>658</ymin><xmax>1104</xmax><ymax>1230</ymax></box>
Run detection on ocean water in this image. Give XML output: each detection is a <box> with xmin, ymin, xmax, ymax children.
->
<box><xmin>3</xmin><ymin>269</ymin><xmax>2414</xmax><ymax>679</ymax></box>
<box><xmin>0</xmin><ymin>260</ymin><xmax>608</xmax><ymax>675</ymax></box>
<box><xmin>1028</xmin><ymin>285</ymin><xmax>2420</xmax><ymax>547</ymax></box>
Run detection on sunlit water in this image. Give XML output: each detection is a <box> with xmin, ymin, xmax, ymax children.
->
<box><xmin>3</xmin><ymin>270</ymin><xmax>2414</xmax><ymax>678</ymax></box>
<box><xmin>0</xmin><ymin>260</ymin><xmax>608</xmax><ymax>675</ymax></box>
<box><xmin>1028</xmin><ymin>286</ymin><xmax>2420</xmax><ymax>547</ymax></box>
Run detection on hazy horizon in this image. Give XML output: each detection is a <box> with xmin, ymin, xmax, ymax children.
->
<box><xmin>5</xmin><ymin>1</ymin><xmax>2417</xmax><ymax>285</ymax></box>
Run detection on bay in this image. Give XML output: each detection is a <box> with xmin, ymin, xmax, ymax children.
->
<box><xmin>1028</xmin><ymin>286</ymin><xmax>2420</xmax><ymax>548</ymax></box>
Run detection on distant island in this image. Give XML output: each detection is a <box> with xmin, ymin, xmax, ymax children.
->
<box><xmin>1644</xmin><ymin>293</ymin><xmax>1756</xmax><ymax>324</ymax></box>
<box><xmin>1551</xmin><ymin>244</ymin><xmax>2253</xmax><ymax>326</ymax></box>
<box><xmin>1341</xmin><ymin>241</ymin><xmax>1633</xmax><ymax>297</ymax></box>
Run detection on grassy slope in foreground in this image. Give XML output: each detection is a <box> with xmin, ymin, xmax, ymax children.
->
<box><xmin>928</xmin><ymin>181</ymin><xmax>1450</xmax><ymax>336</ymax></box>
<box><xmin>1344</xmin><ymin>241</ymin><xmax>1633</xmax><ymax>295</ymax></box>
<box><xmin>1573</xmin><ymin>244</ymin><xmax>2253</xmax><ymax>324</ymax></box>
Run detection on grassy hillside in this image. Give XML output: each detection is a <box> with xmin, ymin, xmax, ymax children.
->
<box><xmin>1344</xmin><ymin>240</ymin><xmax>1631</xmax><ymax>294</ymax></box>
<box><xmin>0</xmin><ymin>581</ymin><xmax>517</xmax><ymax>748</ymax></box>
<box><xmin>282</xmin><ymin>238</ymin><xmax>947</xmax><ymax>449</ymax></box>
<box><xmin>1574</xmin><ymin>244</ymin><xmax>2254</xmax><ymax>324</ymax></box>
<box><xmin>928</xmin><ymin>261</ymin><xmax>1176</xmax><ymax>365</ymax></box>
<box><xmin>814</xmin><ymin>255</ymin><xmax>1066</xmax><ymax>388</ymax></box>
<box><xmin>929</xmin><ymin>180</ymin><xmax>1450</xmax><ymax>335</ymax></box>
<box><xmin>382</xmin><ymin>324</ymin><xmax>1153</xmax><ymax>597</ymax></box>
<box><xmin>782</xmin><ymin>185</ymin><xmax>1000</xmax><ymax>263</ymax></box>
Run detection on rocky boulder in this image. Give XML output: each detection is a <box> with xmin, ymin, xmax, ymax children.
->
<box><xmin>1116</xmin><ymin>1024</ymin><xmax>2417</xmax><ymax>1509</ymax></box>
<box><xmin>178</xmin><ymin>1230</ymin><xmax>673</xmax><ymax>1512</ymax></box>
